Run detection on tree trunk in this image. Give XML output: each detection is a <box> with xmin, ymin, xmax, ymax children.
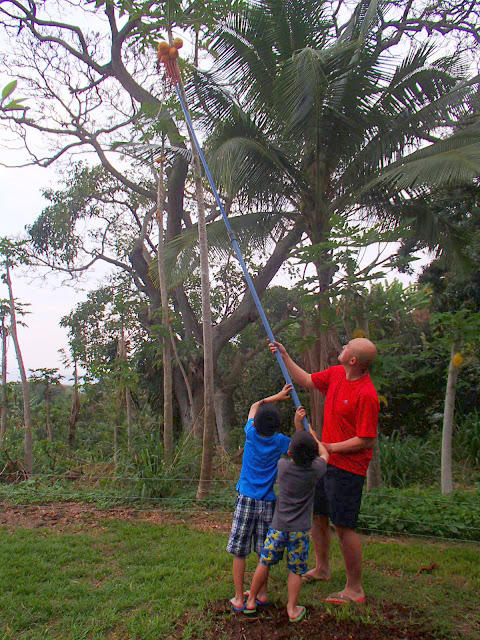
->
<box><xmin>125</xmin><ymin>386</ymin><xmax>133</xmax><ymax>450</ymax></box>
<box><xmin>5</xmin><ymin>263</ymin><xmax>33</xmax><ymax>473</ymax></box>
<box><xmin>119</xmin><ymin>326</ymin><xmax>133</xmax><ymax>451</ymax></box>
<box><xmin>366</xmin><ymin>438</ymin><xmax>381</xmax><ymax>491</ymax></box>
<box><xmin>175</xmin><ymin>81</ymin><xmax>216</xmax><ymax>500</ymax></box>
<box><xmin>302</xmin><ymin>323</ymin><xmax>342</xmax><ymax>437</ymax></box>
<box><xmin>441</xmin><ymin>339</ymin><xmax>461</xmax><ymax>495</ymax></box>
<box><xmin>214</xmin><ymin>387</ymin><xmax>237</xmax><ymax>450</ymax></box>
<box><xmin>1</xmin><ymin>313</ymin><xmax>7</xmax><ymax>442</ymax></box>
<box><xmin>356</xmin><ymin>302</ymin><xmax>382</xmax><ymax>491</ymax></box>
<box><xmin>155</xmin><ymin>159</ymin><xmax>174</xmax><ymax>465</ymax></box>
<box><xmin>173</xmin><ymin>367</ymin><xmax>204</xmax><ymax>435</ymax></box>
<box><xmin>45</xmin><ymin>385</ymin><xmax>52</xmax><ymax>441</ymax></box>
<box><xmin>68</xmin><ymin>362</ymin><xmax>80</xmax><ymax>448</ymax></box>
<box><xmin>114</xmin><ymin>425</ymin><xmax>120</xmax><ymax>469</ymax></box>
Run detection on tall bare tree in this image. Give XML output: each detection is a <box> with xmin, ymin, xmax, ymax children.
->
<box><xmin>0</xmin><ymin>300</ymin><xmax>9</xmax><ymax>442</ymax></box>
<box><xmin>1</xmin><ymin>239</ymin><xmax>33</xmax><ymax>473</ymax></box>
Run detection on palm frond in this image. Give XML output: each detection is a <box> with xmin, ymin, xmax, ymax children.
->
<box><xmin>366</xmin><ymin>123</ymin><xmax>480</xmax><ymax>192</ymax></box>
<box><xmin>206</xmin><ymin>108</ymin><xmax>305</xmax><ymax>201</ymax></box>
<box><xmin>340</xmin><ymin>74</ymin><xmax>480</xmax><ymax>191</ymax></box>
<box><xmin>110</xmin><ymin>141</ymin><xmax>191</xmax><ymax>165</ymax></box>
<box><xmin>183</xmin><ymin>65</ymin><xmax>237</xmax><ymax>132</ymax></box>
<box><xmin>151</xmin><ymin>211</ymin><xmax>291</xmax><ymax>289</ymax></box>
<box><xmin>339</xmin><ymin>0</ymin><xmax>379</xmax><ymax>44</ymax></box>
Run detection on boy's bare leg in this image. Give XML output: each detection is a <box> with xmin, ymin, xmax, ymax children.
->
<box><xmin>245</xmin><ymin>564</ymin><xmax>269</xmax><ymax>611</ymax></box>
<box><xmin>335</xmin><ymin>525</ymin><xmax>364</xmax><ymax>601</ymax></box>
<box><xmin>230</xmin><ymin>556</ymin><xmax>247</xmax><ymax>609</ymax></box>
<box><xmin>286</xmin><ymin>571</ymin><xmax>303</xmax><ymax>620</ymax></box>
<box><xmin>302</xmin><ymin>515</ymin><xmax>331</xmax><ymax>581</ymax></box>
<box><xmin>244</xmin><ymin>555</ymin><xmax>268</xmax><ymax>602</ymax></box>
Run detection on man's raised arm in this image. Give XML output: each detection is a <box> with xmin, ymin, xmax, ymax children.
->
<box><xmin>269</xmin><ymin>341</ymin><xmax>316</xmax><ymax>390</ymax></box>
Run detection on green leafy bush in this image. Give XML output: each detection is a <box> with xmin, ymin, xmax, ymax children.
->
<box><xmin>454</xmin><ymin>410</ymin><xmax>480</xmax><ymax>466</ymax></box>
<box><xmin>360</xmin><ymin>486</ymin><xmax>480</xmax><ymax>541</ymax></box>
<box><xmin>379</xmin><ymin>431</ymin><xmax>440</xmax><ymax>488</ymax></box>
<box><xmin>124</xmin><ymin>430</ymin><xmax>202</xmax><ymax>504</ymax></box>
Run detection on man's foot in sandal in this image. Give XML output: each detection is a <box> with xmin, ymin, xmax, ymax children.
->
<box><xmin>325</xmin><ymin>592</ymin><xmax>365</xmax><ymax>605</ymax></box>
<box><xmin>301</xmin><ymin>568</ymin><xmax>331</xmax><ymax>584</ymax></box>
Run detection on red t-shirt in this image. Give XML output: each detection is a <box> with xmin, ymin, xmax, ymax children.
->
<box><xmin>311</xmin><ymin>365</ymin><xmax>379</xmax><ymax>477</ymax></box>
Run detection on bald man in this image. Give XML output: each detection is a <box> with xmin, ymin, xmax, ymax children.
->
<box><xmin>269</xmin><ymin>338</ymin><xmax>379</xmax><ymax>604</ymax></box>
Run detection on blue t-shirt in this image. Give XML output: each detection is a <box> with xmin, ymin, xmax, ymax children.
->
<box><xmin>236</xmin><ymin>418</ymin><xmax>290</xmax><ymax>501</ymax></box>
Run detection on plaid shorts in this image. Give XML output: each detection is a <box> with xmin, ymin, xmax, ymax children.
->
<box><xmin>260</xmin><ymin>528</ymin><xmax>310</xmax><ymax>575</ymax></box>
<box><xmin>226</xmin><ymin>494</ymin><xmax>275</xmax><ymax>557</ymax></box>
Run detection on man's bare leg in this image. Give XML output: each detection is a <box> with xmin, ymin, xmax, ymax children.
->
<box><xmin>334</xmin><ymin>525</ymin><xmax>364</xmax><ymax>601</ymax></box>
<box><xmin>302</xmin><ymin>515</ymin><xmax>331</xmax><ymax>582</ymax></box>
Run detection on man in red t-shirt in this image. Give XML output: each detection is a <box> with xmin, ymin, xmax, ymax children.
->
<box><xmin>269</xmin><ymin>338</ymin><xmax>379</xmax><ymax>604</ymax></box>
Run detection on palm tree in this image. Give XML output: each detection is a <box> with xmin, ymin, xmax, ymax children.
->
<box><xmin>190</xmin><ymin>0</ymin><xmax>480</xmax><ymax>425</ymax></box>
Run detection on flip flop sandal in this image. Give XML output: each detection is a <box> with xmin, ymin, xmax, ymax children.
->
<box><xmin>325</xmin><ymin>592</ymin><xmax>365</xmax><ymax>605</ymax></box>
<box><xmin>289</xmin><ymin>606</ymin><xmax>306</xmax><ymax>623</ymax></box>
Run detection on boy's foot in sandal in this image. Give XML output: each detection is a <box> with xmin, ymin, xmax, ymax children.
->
<box><xmin>243</xmin><ymin>591</ymin><xmax>269</xmax><ymax>606</ymax></box>
<box><xmin>288</xmin><ymin>605</ymin><xmax>306</xmax><ymax>623</ymax></box>
<box><xmin>229</xmin><ymin>597</ymin><xmax>246</xmax><ymax>612</ymax></box>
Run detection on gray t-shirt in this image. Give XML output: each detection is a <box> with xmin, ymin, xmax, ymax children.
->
<box><xmin>271</xmin><ymin>457</ymin><xmax>327</xmax><ymax>532</ymax></box>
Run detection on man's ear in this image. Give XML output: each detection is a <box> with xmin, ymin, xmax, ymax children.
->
<box><xmin>350</xmin><ymin>356</ymin><xmax>357</xmax><ymax>366</ymax></box>
<box><xmin>287</xmin><ymin>450</ymin><xmax>291</xmax><ymax>456</ymax></box>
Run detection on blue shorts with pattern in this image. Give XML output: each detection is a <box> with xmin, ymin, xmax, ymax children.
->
<box><xmin>226</xmin><ymin>494</ymin><xmax>276</xmax><ymax>557</ymax></box>
<box><xmin>259</xmin><ymin>527</ymin><xmax>310</xmax><ymax>575</ymax></box>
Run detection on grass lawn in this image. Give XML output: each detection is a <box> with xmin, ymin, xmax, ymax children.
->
<box><xmin>0</xmin><ymin>503</ymin><xmax>479</xmax><ymax>639</ymax></box>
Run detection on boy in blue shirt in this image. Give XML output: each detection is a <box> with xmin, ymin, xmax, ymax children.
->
<box><xmin>227</xmin><ymin>383</ymin><xmax>302</xmax><ymax>611</ymax></box>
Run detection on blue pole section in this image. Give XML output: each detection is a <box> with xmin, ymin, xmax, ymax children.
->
<box><xmin>175</xmin><ymin>86</ymin><xmax>309</xmax><ymax>431</ymax></box>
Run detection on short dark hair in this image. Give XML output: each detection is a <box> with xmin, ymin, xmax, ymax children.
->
<box><xmin>254</xmin><ymin>403</ymin><xmax>281</xmax><ymax>436</ymax></box>
<box><xmin>289</xmin><ymin>431</ymin><xmax>318</xmax><ymax>467</ymax></box>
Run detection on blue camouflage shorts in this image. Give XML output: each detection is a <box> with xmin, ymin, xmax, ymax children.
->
<box><xmin>259</xmin><ymin>527</ymin><xmax>310</xmax><ymax>575</ymax></box>
<box><xmin>226</xmin><ymin>494</ymin><xmax>275</xmax><ymax>557</ymax></box>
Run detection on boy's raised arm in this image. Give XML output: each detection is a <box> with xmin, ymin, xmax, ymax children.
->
<box><xmin>294</xmin><ymin>406</ymin><xmax>307</xmax><ymax>432</ymax></box>
<box><xmin>247</xmin><ymin>383</ymin><xmax>293</xmax><ymax>421</ymax></box>
<box><xmin>309</xmin><ymin>424</ymin><xmax>329</xmax><ymax>463</ymax></box>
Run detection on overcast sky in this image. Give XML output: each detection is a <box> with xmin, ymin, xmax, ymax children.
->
<box><xmin>0</xmin><ymin>162</ymin><xmax>111</xmax><ymax>383</ymax></box>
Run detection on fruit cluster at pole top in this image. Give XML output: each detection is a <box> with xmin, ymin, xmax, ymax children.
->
<box><xmin>156</xmin><ymin>38</ymin><xmax>183</xmax><ymax>84</ymax></box>
<box><xmin>157</xmin><ymin>38</ymin><xmax>183</xmax><ymax>64</ymax></box>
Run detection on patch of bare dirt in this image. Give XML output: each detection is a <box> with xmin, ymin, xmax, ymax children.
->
<box><xmin>172</xmin><ymin>600</ymin><xmax>438</xmax><ymax>640</ymax></box>
<box><xmin>0</xmin><ymin>502</ymin><xmax>232</xmax><ymax>534</ymax></box>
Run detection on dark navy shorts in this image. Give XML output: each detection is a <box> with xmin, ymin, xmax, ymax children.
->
<box><xmin>313</xmin><ymin>465</ymin><xmax>365</xmax><ymax>528</ymax></box>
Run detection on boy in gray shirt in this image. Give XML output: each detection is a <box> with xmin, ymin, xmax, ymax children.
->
<box><xmin>245</xmin><ymin>407</ymin><xmax>329</xmax><ymax>622</ymax></box>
